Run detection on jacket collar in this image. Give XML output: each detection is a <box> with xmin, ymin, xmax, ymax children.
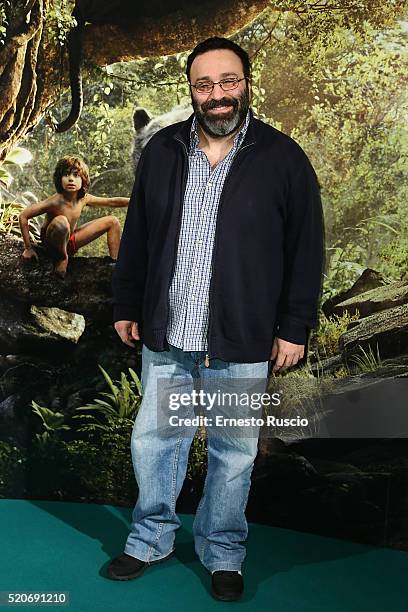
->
<box><xmin>173</xmin><ymin>107</ymin><xmax>256</xmax><ymax>150</ymax></box>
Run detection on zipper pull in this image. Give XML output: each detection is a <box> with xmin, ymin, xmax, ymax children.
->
<box><xmin>204</xmin><ymin>353</ymin><xmax>210</xmax><ymax>368</ymax></box>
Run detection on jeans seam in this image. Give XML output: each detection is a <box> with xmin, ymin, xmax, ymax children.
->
<box><xmin>146</xmin><ymin>432</ymin><xmax>183</xmax><ymax>561</ymax></box>
<box><xmin>197</xmin><ymin>456</ymin><xmax>210</xmax><ymax>562</ymax></box>
<box><xmin>202</xmin><ymin>539</ymin><xmax>210</xmax><ymax>564</ymax></box>
<box><xmin>146</xmin><ymin>520</ymin><xmax>165</xmax><ymax>561</ymax></box>
<box><xmin>171</xmin><ymin>434</ymin><xmax>183</xmax><ymax>512</ymax></box>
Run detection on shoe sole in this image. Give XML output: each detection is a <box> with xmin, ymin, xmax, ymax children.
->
<box><xmin>210</xmin><ymin>571</ymin><xmax>243</xmax><ymax>601</ymax></box>
<box><xmin>212</xmin><ymin>591</ymin><xmax>243</xmax><ymax>602</ymax></box>
<box><xmin>107</xmin><ymin>549</ymin><xmax>175</xmax><ymax>581</ymax></box>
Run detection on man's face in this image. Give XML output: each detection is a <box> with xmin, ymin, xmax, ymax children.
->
<box><xmin>189</xmin><ymin>49</ymin><xmax>250</xmax><ymax>138</ymax></box>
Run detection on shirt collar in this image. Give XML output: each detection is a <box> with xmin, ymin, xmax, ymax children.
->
<box><xmin>189</xmin><ymin>109</ymin><xmax>250</xmax><ymax>155</ymax></box>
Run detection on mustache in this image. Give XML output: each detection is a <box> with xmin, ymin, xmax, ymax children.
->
<box><xmin>201</xmin><ymin>97</ymin><xmax>239</xmax><ymax>112</ymax></box>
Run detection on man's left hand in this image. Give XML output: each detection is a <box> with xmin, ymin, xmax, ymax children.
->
<box><xmin>270</xmin><ymin>337</ymin><xmax>305</xmax><ymax>372</ymax></box>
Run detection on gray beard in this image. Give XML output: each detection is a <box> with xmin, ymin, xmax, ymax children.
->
<box><xmin>192</xmin><ymin>88</ymin><xmax>250</xmax><ymax>138</ymax></box>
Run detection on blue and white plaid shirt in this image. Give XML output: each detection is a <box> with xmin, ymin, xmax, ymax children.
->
<box><xmin>166</xmin><ymin>110</ymin><xmax>250</xmax><ymax>351</ymax></box>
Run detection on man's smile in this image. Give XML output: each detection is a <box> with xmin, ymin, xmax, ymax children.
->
<box><xmin>207</xmin><ymin>106</ymin><xmax>234</xmax><ymax>113</ymax></box>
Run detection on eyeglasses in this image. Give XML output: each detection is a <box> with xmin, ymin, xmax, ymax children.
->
<box><xmin>190</xmin><ymin>77</ymin><xmax>247</xmax><ymax>94</ymax></box>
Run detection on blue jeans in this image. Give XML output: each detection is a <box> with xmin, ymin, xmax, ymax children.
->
<box><xmin>124</xmin><ymin>343</ymin><xmax>269</xmax><ymax>573</ymax></box>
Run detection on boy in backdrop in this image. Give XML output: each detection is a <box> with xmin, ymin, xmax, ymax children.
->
<box><xmin>19</xmin><ymin>155</ymin><xmax>129</xmax><ymax>277</ymax></box>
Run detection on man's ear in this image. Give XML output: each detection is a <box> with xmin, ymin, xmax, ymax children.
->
<box><xmin>247</xmin><ymin>78</ymin><xmax>252</xmax><ymax>103</ymax></box>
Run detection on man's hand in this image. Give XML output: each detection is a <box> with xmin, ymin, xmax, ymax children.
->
<box><xmin>270</xmin><ymin>337</ymin><xmax>304</xmax><ymax>372</ymax></box>
<box><xmin>22</xmin><ymin>247</ymin><xmax>39</xmax><ymax>261</ymax></box>
<box><xmin>114</xmin><ymin>320</ymin><xmax>140</xmax><ymax>347</ymax></box>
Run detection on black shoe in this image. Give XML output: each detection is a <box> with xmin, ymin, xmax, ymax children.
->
<box><xmin>211</xmin><ymin>570</ymin><xmax>244</xmax><ymax>601</ymax></box>
<box><xmin>107</xmin><ymin>549</ymin><xmax>174</xmax><ymax>581</ymax></box>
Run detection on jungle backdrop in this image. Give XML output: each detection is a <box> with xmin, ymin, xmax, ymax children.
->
<box><xmin>0</xmin><ymin>1</ymin><xmax>407</xmax><ymax>550</ymax></box>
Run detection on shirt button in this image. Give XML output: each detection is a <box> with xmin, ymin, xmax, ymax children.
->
<box><xmin>207</xmin><ymin>182</ymin><xmax>213</xmax><ymax>187</ymax></box>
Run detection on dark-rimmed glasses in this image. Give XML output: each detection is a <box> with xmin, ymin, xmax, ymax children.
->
<box><xmin>190</xmin><ymin>77</ymin><xmax>247</xmax><ymax>94</ymax></box>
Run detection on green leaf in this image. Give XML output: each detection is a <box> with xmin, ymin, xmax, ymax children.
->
<box><xmin>0</xmin><ymin>166</ymin><xmax>12</xmax><ymax>188</ymax></box>
<box><xmin>31</xmin><ymin>401</ymin><xmax>68</xmax><ymax>431</ymax></box>
<box><xmin>4</xmin><ymin>147</ymin><xmax>33</xmax><ymax>167</ymax></box>
<box><xmin>98</xmin><ymin>365</ymin><xmax>119</xmax><ymax>398</ymax></box>
<box><xmin>128</xmin><ymin>368</ymin><xmax>142</xmax><ymax>396</ymax></box>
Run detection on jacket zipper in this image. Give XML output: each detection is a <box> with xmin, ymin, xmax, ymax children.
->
<box><xmin>205</xmin><ymin>140</ymin><xmax>255</xmax><ymax>367</ymax></box>
<box><xmin>165</xmin><ymin>137</ymin><xmax>189</xmax><ymax>350</ymax></box>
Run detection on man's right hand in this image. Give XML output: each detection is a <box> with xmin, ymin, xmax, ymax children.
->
<box><xmin>114</xmin><ymin>320</ymin><xmax>140</xmax><ymax>347</ymax></box>
<box><xmin>22</xmin><ymin>247</ymin><xmax>39</xmax><ymax>261</ymax></box>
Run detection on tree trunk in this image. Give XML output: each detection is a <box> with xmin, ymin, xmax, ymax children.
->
<box><xmin>0</xmin><ymin>0</ymin><xmax>269</xmax><ymax>159</ymax></box>
<box><xmin>0</xmin><ymin>0</ymin><xmax>56</xmax><ymax>160</ymax></box>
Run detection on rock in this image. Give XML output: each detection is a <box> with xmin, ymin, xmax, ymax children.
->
<box><xmin>0</xmin><ymin>294</ymin><xmax>32</xmax><ymax>352</ymax></box>
<box><xmin>308</xmin><ymin>353</ymin><xmax>344</xmax><ymax>376</ymax></box>
<box><xmin>306</xmin><ymin>371</ymin><xmax>407</xmax><ymax>438</ymax></box>
<box><xmin>341</xmin><ymin>441</ymin><xmax>408</xmax><ymax>467</ymax></box>
<box><xmin>65</xmin><ymin>391</ymin><xmax>85</xmax><ymax>414</ymax></box>
<box><xmin>30</xmin><ymin>306</ymin><xmax>85</xmax><ymax>344</ymax></box>
<box><xmin>322</xmin><ymin>268</ymin><xmax>386</xmax><ymax>319</ymax></box>
<box><xmin>0</xmin><ymin>293</ymin><xmax>85</xmax><ymax>353</ymax></box>
<box><xmin>333</xmin><ymin>280</ymin><xmax>408</xmax><ymax>319</ymax></box>
<box><xmin>0</xmin><ymin>394</ymin><xmax>19</xmax><ymax>419</ymax></box>
<box><xmin>323</xmin><ymin>471</ymin><xmax>391</xmax><ymax>486</ymax></box>
<box><xmin>50</xmin><ymin>396</ymin><xmax>62</xmax><ymax>412</ymax></box>
<box><xmin>264</xmin><ymin>355</ymin><xmax>408</xmax><ymax>442</ymax></box>
<box><xmin>258</xmin><ymin>436</ymin><xmax>290</xmax><ymax>456</ymax></box>
<box><xmin>309</xmin><ymin>460</ymin><xmax>363</xmax><ymax>474</ymax></box>
<box><xmin>0</xmin><ymin>233</ymin><xmax>115</xmax><ymax>322</ymax></box>
<box><xmin>339</xmin><ymin>303</ymin><xmax>408</xmax><ymax>359</ymax></box>
<box><xmin>254</xmin><ymin>436</ymin><xmax>319</xmax><ymax>487</ymax></box>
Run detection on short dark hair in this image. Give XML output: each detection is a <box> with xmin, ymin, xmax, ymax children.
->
<box><xmin>53</xmin><ymin>155</ymin><xmax>90</xmax><ymax>199</ymax></box>
<box><xmin>186</xmin><ymin>37</ymin><xmax>251</xmax><ymax>83</ymax></box>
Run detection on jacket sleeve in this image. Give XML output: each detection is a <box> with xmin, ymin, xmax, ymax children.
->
<box><xmin>275</xmin><ymin>152</ymin><xmax>325</xmax><ymax>345</ymax></box>
<box><xmin>111</xmin><ymin>149</ymin><xmax>148</xmax><ymax>324</ymax></box>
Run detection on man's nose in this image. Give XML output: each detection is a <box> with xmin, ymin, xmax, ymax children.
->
<box><xmin>209</xmin><ymin>82</ymin><xmax>227</xmax><ymax>100</ymax></box>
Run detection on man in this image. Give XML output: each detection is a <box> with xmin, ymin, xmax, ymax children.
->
<box><xmin>109</xmin><ymin>37</ymin><xmax>324</xmax><ymax>601</ymax></box>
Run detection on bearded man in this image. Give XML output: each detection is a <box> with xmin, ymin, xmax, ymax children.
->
<box><xmin>109</xmin><ymin>37</ymin><xmax>324</xmax><ymax>602</ymax></box>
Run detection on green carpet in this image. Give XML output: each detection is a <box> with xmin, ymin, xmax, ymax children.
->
<box><xmin>0</xmin><ymin>499</ymin><xmax>406</xmax><ymax>611</ymax></box>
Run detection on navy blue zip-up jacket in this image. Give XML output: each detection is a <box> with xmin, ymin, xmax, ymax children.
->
<box><xmin>112</xmin><ymin>110</ymin><xmax>324</xmax><ymax>363</ymax></box>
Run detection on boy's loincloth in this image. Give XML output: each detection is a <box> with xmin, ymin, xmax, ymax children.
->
<box><xmin>40</xmin><ymin>225</ymin><xmax>79</xmax><ymax>257</ymax></box>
